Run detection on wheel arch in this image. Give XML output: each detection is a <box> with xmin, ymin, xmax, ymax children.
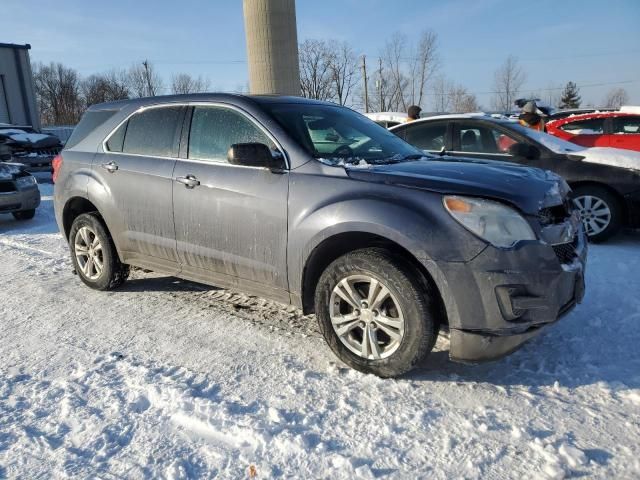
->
<box><xmin>300</xmin><ymin>231</ymin><xmax>448</xmax><ymax>327</ymax></box>
<box><xmin>62</xmin><ymin>196</ymin><xmax>103</xmax><ymax>241</ymax></box>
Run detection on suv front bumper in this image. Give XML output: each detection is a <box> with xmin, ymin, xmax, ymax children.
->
<box><xmin>0</xmin><ymin>185</ymin><xmax>41</xmax><ymax>214</ymax></box>
<box><xmin>439</xmin><ymin>230</ymin><xmax>587</xmax><ymax>363</ymax></box>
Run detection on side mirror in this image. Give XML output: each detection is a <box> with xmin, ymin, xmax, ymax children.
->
<box><xmin>508</xmin><ymin>142</ymin><xmax>540</xmax><ymax>160</ymax></box>
<box><xmin>227</xmin><ymin>143</ymin><xmax>285</xmax><ymax>170</ymax></box>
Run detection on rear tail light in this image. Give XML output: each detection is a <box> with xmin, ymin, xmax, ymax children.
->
<box><xmin>52</xmin><ymin>154</ymin><xmax>63</xmax><ymax>183</ymax></box>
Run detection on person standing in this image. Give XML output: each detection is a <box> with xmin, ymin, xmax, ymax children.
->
<box><xmin>518</xmin><ymin>101</ymin><xmax>546</xmax><ymax>132</ymax></box>
<box><xmin>406</xmin><ymin>105</ymin><xmax>422</xmax><ymax>122</ymax></box>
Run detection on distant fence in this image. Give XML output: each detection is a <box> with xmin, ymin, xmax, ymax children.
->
<box><xmin>41</xmin><ymin>125</ymin><xmax>76</xmax><ymax>145</ymax></box>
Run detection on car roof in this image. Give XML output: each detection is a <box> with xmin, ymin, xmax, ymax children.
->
<box><xmin>547</xmin><ymin>111</ymin><xmax>639</xmax><ymax>126</ymax></box>
<box><xmin>389</xmin><ymin>113</ymin><xmax>513</xmax><ymax>130</ymax></box>
<box><xmin>88</xmin><ymin>93</ymin><xmax>338</xmax><ymax>112</ymax></box>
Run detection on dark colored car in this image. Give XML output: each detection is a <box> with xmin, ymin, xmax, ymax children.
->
<box><xmin>0</xmin><ymin>125</ymin><xmax>63</xmax><ymax>173</ymax></box>
<box><xmin>54</xmin><ymin>94</ymin><xmax>586</xmax><ymax>377</ymax></box>
<box><xmin>0</xmin><ymin>162</ymin><xmax>40</xmax><ymax>220</ymax></box>
<box><xmin>391</xmin><ymin>115</ymin><xmax>640</xmax><ymax>241</ymax></box>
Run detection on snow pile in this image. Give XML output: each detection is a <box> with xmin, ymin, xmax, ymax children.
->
<box><xmin>0</xmin><ymin>183</ymin><xmax>640</xmax><ymax>478</ymax></box>
<box><xmin>580</xmin><ymin>147</ymin><xmax>640</xmax><ymax>171</ymax></box>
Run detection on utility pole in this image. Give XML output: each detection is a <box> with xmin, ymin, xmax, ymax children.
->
<box><xmin>378</xmin><ymin>57</ymin><xmax>383</xmax><ymax>112</ymax></box>
<box><xmin>142</xmin><ymin>60</ymin><xmax>154</xmax><ymax>96</ymax></box>
<box><xmin>361</xmin><ymin>55</ymin><xmax>369</xmax><ymax>113</ymax></box>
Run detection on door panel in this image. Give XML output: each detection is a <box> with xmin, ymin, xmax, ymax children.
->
<box><xmin>172</xmin><ymin>105</ymin><xmax>289</xmax><ymax>295</ymax></box>
<box><xmin>92</xmin><ymin>106</ymin><xmax>184</xmax><ymax>267</ymax></box>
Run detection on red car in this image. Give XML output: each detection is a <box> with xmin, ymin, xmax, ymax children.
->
<box><xmin>546</xmin><ymin>111</ymin><xmax>640</xmax><ymax>151</ymax></box>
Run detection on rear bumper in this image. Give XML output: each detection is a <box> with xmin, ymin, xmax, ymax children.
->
<box><xmin>439</xmin><ymin>229</ymin><xmax>587</xmax><ymax>363</ymax></box>
<box><xmin>0</xmin><ymin>187</ymin><xmax>41</xmax><ymax>213</ymax></box>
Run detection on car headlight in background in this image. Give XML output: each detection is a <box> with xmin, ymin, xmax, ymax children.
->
<box><xmin>443</xmin><ymin>195</ymin><xmax>536</xmax><ymax>248</ymax></box>
<box><xmin>15</xmin><ymin>175</ymin><xmax>37</xmax><ymax>188</ymax></box>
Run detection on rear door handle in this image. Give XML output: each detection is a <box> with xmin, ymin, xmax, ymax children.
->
<box><xmin>175</xmin><ymin>174</ymin><xmax>200</xmax><ymax>189</ymax></box>
<box><xmin>101</xmin><ymin>161</ymin><xmax>119</xmax><ymax>173</ymax></box>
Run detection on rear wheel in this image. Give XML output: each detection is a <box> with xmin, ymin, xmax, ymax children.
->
<box><xmin>12</xmin><ymin>209</ymin><xmax>36</xmax><ymax>221</ymax></box>
<box><xmin>69</xmin><ymin>213</ymin><xmax>129</xmax><ymax>290</ymax></box>
<box><xmin>314</xmin><ymin>248</ymin><xmax>439</xmax><ymax>377</ymax></box>
<box><xmin>572</xmin><ymin>185</ymin><xmax>622</xmax><ymax>242</ymax></box>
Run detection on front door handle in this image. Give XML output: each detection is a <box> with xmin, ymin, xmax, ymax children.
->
<box><xmin>101</xmin><ymin>161</ymin><xmax>119</xmax><ymax>173</ymax></box>
<box><xmin>175</xmin><ymin>174</ymin><xmax>200</xmax><ymax>189</ymax></box>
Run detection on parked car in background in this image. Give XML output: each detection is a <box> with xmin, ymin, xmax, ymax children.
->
<box><xmin>546</xmin><ymin>111</ymin><xmax>640</xmax><ymax>151</ymax></box>
<box><xmin>0</xmin><ymin>162</ymin><xmax>40</xmax><ymax>220</ymax></box>
<box><xmin>54</xmin><ymin>94</ymin><xmax>586</xmax><ymax>377</ymax></box>
<box><xmin>546</xmin><ymin>108</ymin><xmax>617</xmax><ymax>122</ymax></box>
<box><xmin>0</xmin><ymin>124</ymin><xmax>63</xmax><ymax>173</ymax></box>
<box><xmin>364</xmin><ymin>112</ymin><xmax>407</xmax><ymax>128</ymax></box>
<box><xmin>391</xmin><ymin>114</ymin><xmax>640</xmax><ymax>241</ymax></box>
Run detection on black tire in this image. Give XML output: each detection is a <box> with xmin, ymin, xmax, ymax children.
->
<box><xmin>12</xmin><ymin>209</ymin><xmax>36</xmax><ymax>220</ymax></box>
<box><xmin>68</xmin><ymin>212</ymin><xmax>129</xmax><ymax>290</ymax></box>
<box><xmin>314</xmin><ymin>248</ymin><xmax>439</xmax><ymax>377</ymax></box>
<box><xmin>572</xmin><ymin>185</ymin><xmax>622</xmax><ymax>242</ymax></box>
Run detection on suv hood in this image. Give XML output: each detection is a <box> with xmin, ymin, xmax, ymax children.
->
<box><xmin>346</xmin><ymin>157</ymin><xmax>568</xmax><ymax>215</ymax></box>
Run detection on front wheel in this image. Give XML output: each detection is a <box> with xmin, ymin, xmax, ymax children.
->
<box><xmin>572</xmin><ymin>186</ymin><xmax>622</xmax><ymax>242</ymax></box>
<box><xmin>314</xmin><ymin>248</ymin><xmax>439</xmax><ymax>377</ymax></box>
<box><xmin>69</xmin><ymin>213</ymin><xmax>129</xmax><ymax>290</ymax></box>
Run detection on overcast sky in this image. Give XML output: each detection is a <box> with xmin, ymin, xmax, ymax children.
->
<box><xmin>6</xmin><ymin>0</ymin><xmax>640</xmax><ymax>109</ymax></box>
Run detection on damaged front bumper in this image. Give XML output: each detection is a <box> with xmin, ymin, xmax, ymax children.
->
<box><xmin>442</xmin><ymin>213</ymin><xmax>587</xmax><ymax>363</ymax></box>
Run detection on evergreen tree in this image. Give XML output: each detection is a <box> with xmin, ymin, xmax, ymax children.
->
<box><xmin>559</xmin><ymin>81</ymin><xmax>581</xmax><ymax>109</ymax></box>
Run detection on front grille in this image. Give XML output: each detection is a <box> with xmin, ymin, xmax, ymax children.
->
<box><xmin>553</xmin><ymin>241</ymin><xmax>577</xmax><ymax>264</ymax></box>
<box><xmin>12</xmin><ymin>146</ymin><xmax>61</xmax><ymax>159</ymax></box>
<box><xmin>0</xmin><ymin>181</ymin><xmax>16</xmax><ymax>193</ymax></box>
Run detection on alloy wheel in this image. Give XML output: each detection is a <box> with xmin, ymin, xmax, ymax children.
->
<box><xmin>329</xmin><ymin>275</ymin><xmax>405</xmax><ymax>360</ymax></box>
<box><xmin>74</xmin><ymin>226</ymin><xmax>104</xmax><ymax>280</ymax></box>
<box><xmin>573</xmin><ymin>195</ymin><xmax>611</xmax><ymax>237</ymax></box>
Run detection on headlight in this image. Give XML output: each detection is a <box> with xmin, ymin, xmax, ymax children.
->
<box><xmin>443</xmin><ymin>195</ymin><xmax>536</xmax><ymax>248</ymax></box>
<box><xmin>15</xmin><ymin>175</ymin><xmax>37</xmax><ymax>188</ymax></box>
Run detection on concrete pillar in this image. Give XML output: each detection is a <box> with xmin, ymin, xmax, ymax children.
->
<box><xmin>243</xmin><ymin>0</ymin><xmax>301</xmax><ymax>96</ymax></box>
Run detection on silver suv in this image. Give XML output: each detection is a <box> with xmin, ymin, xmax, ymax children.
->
<box><xmin>54</xmin><ymin>94</ymin><xmax>586</xmax><ymax>377</ymax></box>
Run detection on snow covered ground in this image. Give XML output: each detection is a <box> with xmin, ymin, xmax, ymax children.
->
<box><xmin>1</xmin><ymin>182</ymin><xmax>639</xmax><ymax>479</ymax></box>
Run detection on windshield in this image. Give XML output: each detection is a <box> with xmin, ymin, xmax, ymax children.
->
<box><xmin>509</xmin><ymin>123</ymin><xmax>585</xmax><ymax>154</ymax></box>
<box><xmin>263</xmin><ymin>103</ymin><xmax>427</xmax><ymax>165</ymax></box>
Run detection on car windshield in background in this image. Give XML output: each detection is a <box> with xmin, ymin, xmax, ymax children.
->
<box><xmin>263</xmin><ymin>103</ymin><xmax>427</xmax><ymax>165</ymax></box>
<box><xmin>508</xmin><ymin>122</ymin><xmax>585</xmax><ymax>154</ymax></box>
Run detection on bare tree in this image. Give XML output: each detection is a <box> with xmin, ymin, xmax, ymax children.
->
<box><xmin>491</xmin><ymin>55</ymin><xmax>526</xmax><ymax>112</ymax></box>
<box><xmin>449</xmin><ymin>86</ymin><xmax>479</xmax><ymax>113</ymax></box>
<box><xmin>33</xmin><ymin>62</ymin><xmax>84</xmax><ymax>125</ymax></box>
<box><xmin>127</xmin><ymin>60</ymin><xmax>164</xmax><ymax>97</ymax></box>
<box><xmin>432</xmin><ymin>75</ymin><xmax>453</xmax><ymax>112</ymax></box>
<box><xmin>81</xmin><ymin>70</ymin><xmax>129</xmax><ymax>107</ymax></box>
<box><xmin>327</xmin><ymin>41</ymin><xmax>359</xmax><ymax>106</ymax></box>
<box><xmin>171</xmin><ymin>73</ymin><xmax>210</xmax><ymax>94</ymax></box>
<box><xmin>382</xmin><ymin>33</ymin><xmax>409</xmax><ymax>112</ymax></box>
<box><xmin>407</xmin><ymin>30</ymin><xmax>439</xmax><ymax>107</ymax></box>
<box><xmin>299</xmin><ymin>40</ymin><xmax>334</xmax><ymax>101</ymax></box>
<box><xmin>604</xmin><ymin>87</ymin><xmax>629</xmax><ymax>108</ymax></box>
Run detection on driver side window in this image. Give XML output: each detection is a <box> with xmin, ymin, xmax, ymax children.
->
<box><xmin>457</xmin><ymin>123</ymin><xmax>517</xmax><ymax>154</ymax></box>
<box><xmin>189</xmin><ymin>106</ymin><xmax>273</xmax><ymax>162</ymax></box>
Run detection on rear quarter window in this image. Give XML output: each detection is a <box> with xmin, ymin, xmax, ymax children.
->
<box><xmin>560</xmin><ymin>118</ymin><xmax>605</xmax><ymax>135</ymax></box>
<box><xmin>66</xmin><ymin>110</ymin><xmax>118</xmax><ymax>149</ymax></box>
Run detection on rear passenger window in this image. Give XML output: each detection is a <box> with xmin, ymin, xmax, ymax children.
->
<box><xmin>188</xmin><ymin>107</ymin><xmax>273</xmax><ymax>162</ymax></box>
<box><xmin>560</xmin><ymin>118</ymin><xmax>604</xmax><ymax>135</ymax></box>
<box><xmin>404</xmin><ymin>123</ymin><xmax>447</xmax><ymax>151</ymax></box>
<box><xmin>121</xmin><ymin>106</ymin><xmax>183</xmax><ymax>157</ymax></box>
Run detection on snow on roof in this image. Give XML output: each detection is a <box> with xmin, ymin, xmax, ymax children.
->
<box><xmin>364</xmin><ymin>112</ymin><xmax>407</xmax><ymax>123</ymax></box>
<box><xmin>619</xmin><ymin>105</ymin><xmax>640</xmax><ymax>114</ymax></box>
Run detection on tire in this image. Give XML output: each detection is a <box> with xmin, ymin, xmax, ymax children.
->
<box><xmin>314</xmin><ymin>248</ymin><xmax>439</xmax><ymax>377</ymax></box>
<box><xmin>68</xmin><ymin>212</ymin><xmax>129</xmax><ymax>290</ymax></box>
<box><xmin>572</xmin><ymin>185</ymin><xmax>622</xmax><ymax>242</ymax></box>
<box><xmin>12</xmin><ymin>209</ymin><xmax>36</xmax><ymax>221</ymax></box>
